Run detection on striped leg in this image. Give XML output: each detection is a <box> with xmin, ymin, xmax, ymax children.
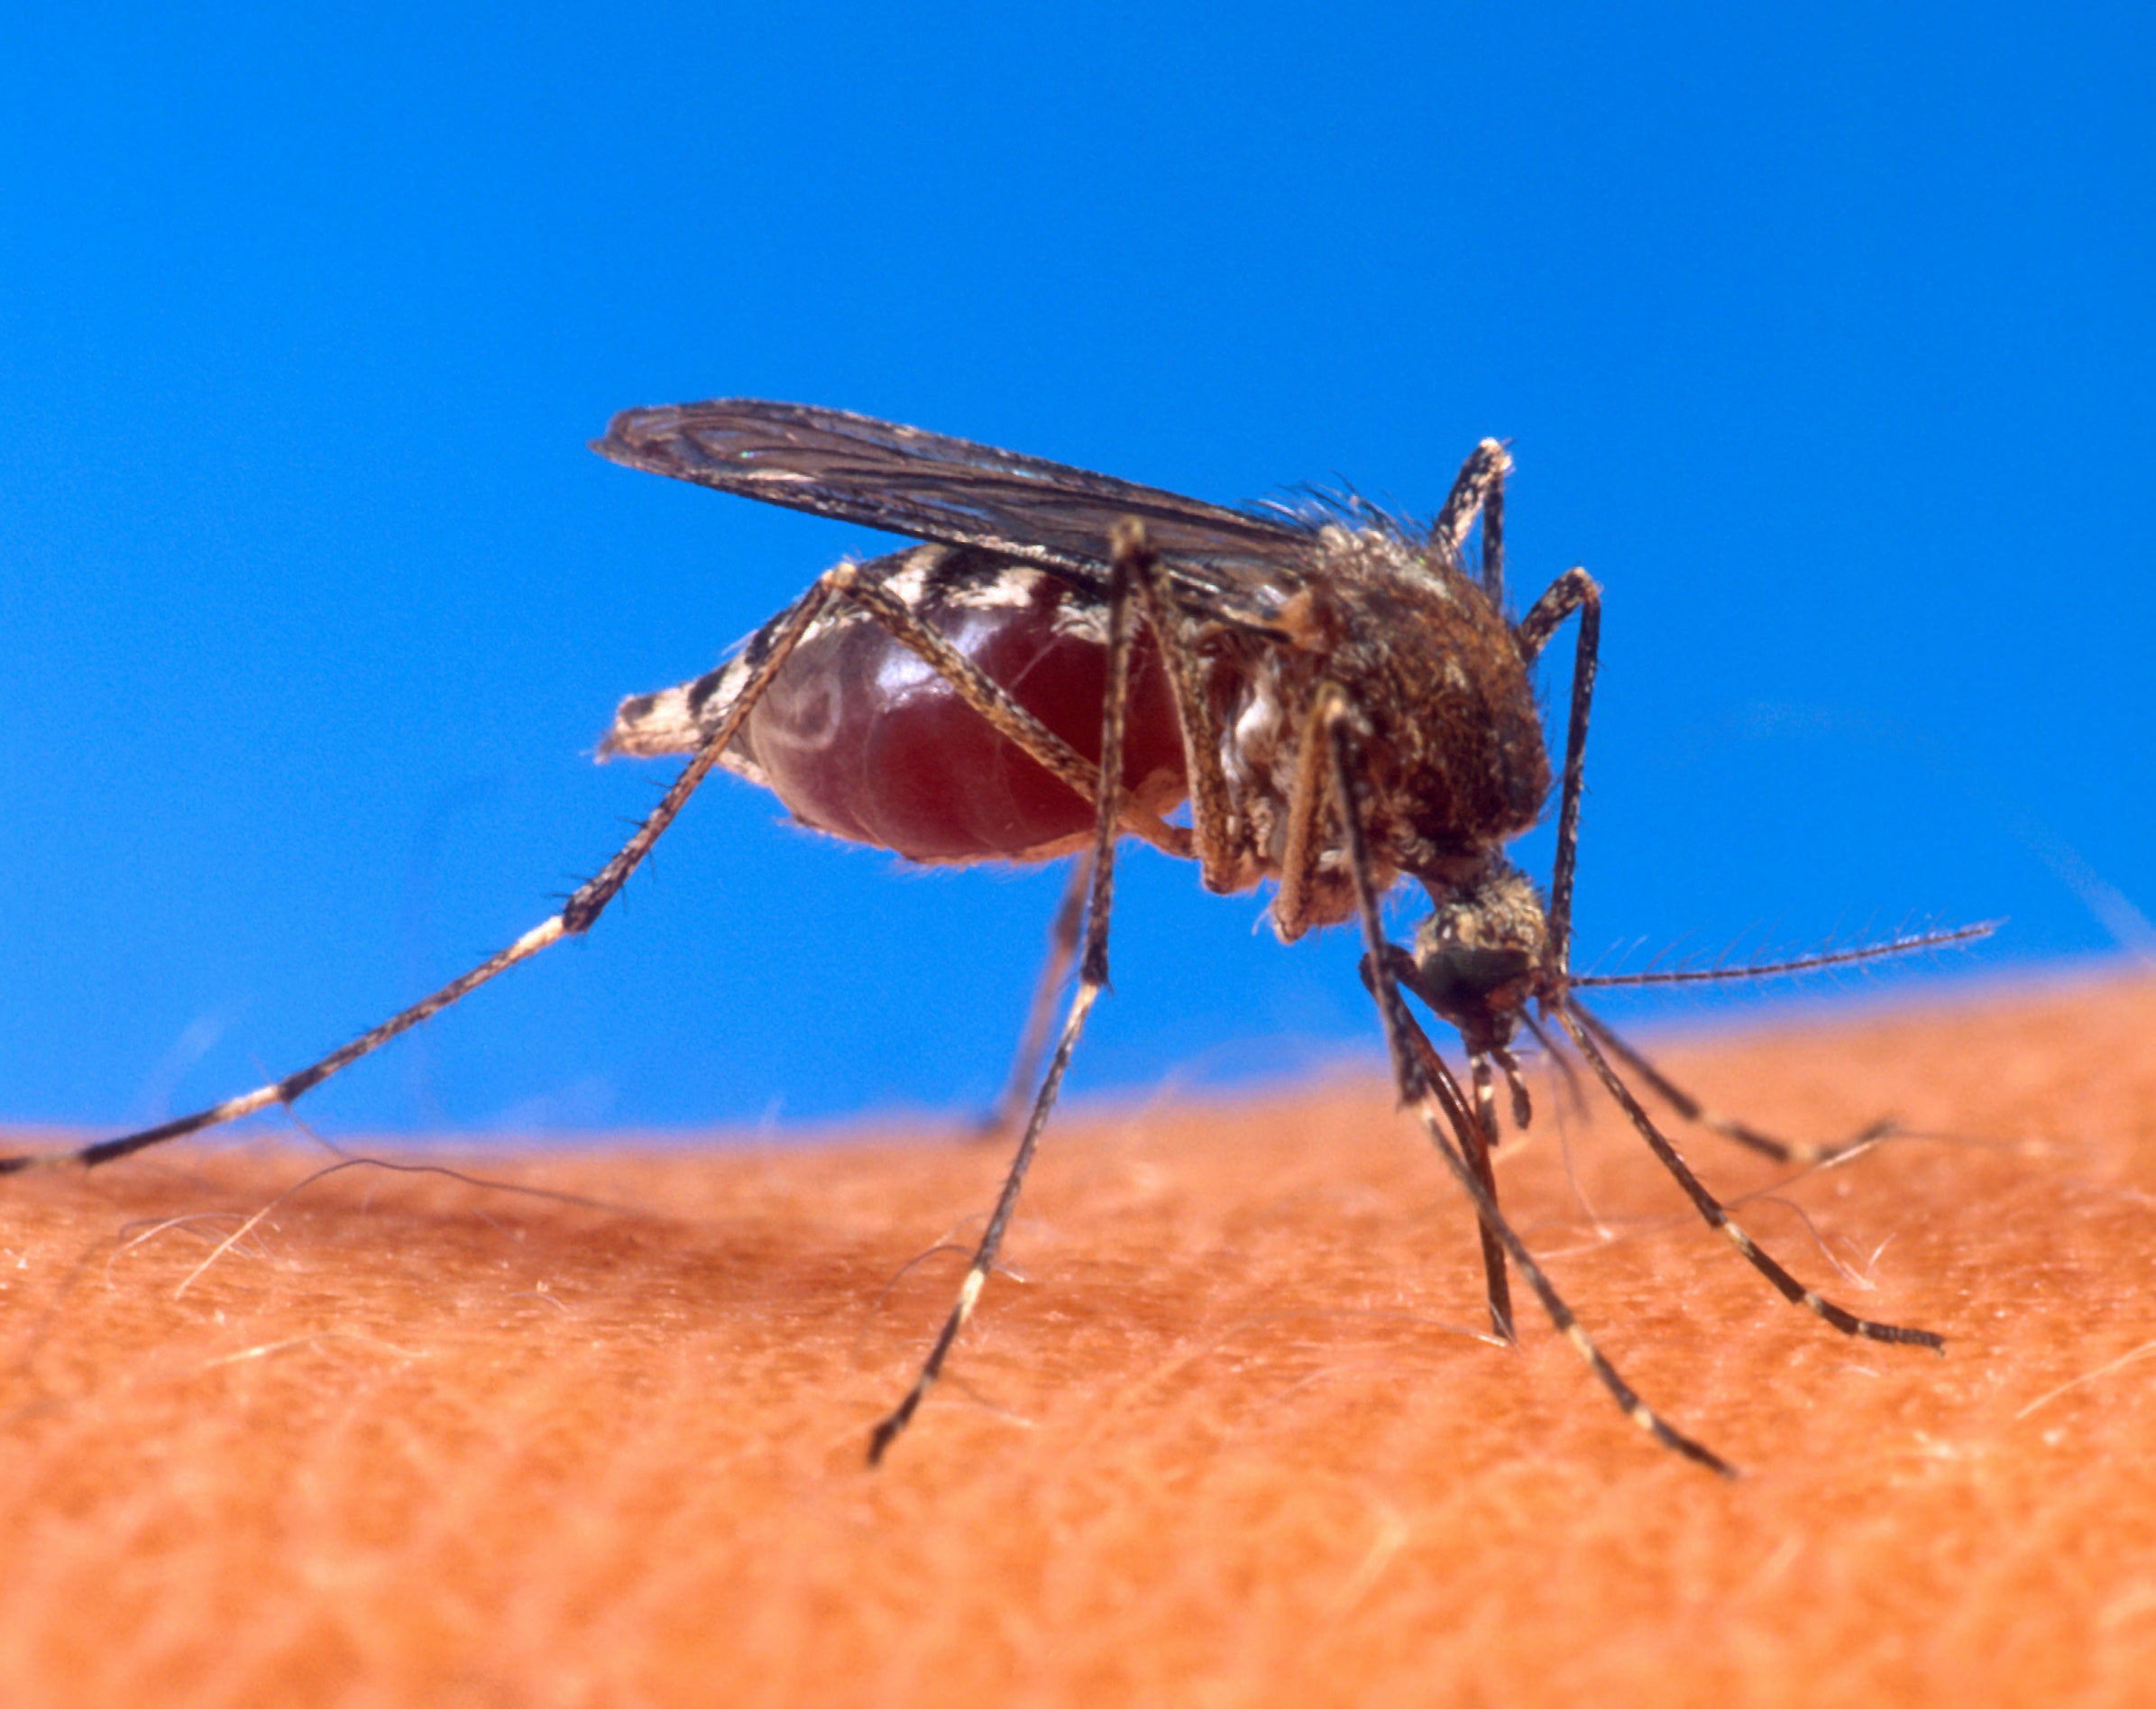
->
<box><xmin>1432</xmin><ymin>438</ymin><xmax>1512</xmax><ymax>607</ymax></box>
<box><xmin>1420</xmin><ymin>1029</ymin><xmax>1516</xmax><ymax>1344</ymax></box>
<box><xmin>0</xmin><ymin>574</ymin><xmax>849</xmax><ymax>1177</ymax></box>
<box><xmin>977</xmin><ymin>855</ymin><xmax>1089</xmax><ymax>1139</ymax></box>
<box><xmin>1554</xmin><ymin>1008</ymin><xmax>1945</xmax><ymax>1352</ymax></box>
<box><xmin>3</xmin><ymin>544</ymin><xmax>1182</xmax><ymax>1180</ymax></box>
<box><xmin>1355</xmin><ymin>952</ymin><xmax>1521</xmax><ymax>1342</ymax></box>
<box><xmin>867</xmin><ymin>519</ymin><xmax>1151</xmax><ymax>1465</ymax></box>
<box><xmin>1323</xmin><ymin>688</ymin><xmax>1734</xmax><ymax>1478</ymax></box>
<box><xmin>1570</xmin><ymin>1001</ymin><xmax>1893</xmax><ymax>1167</ymax></box>
<box><xmin>1514</xmin><ymin>566</ymin><xmax>1600</xmax><ymax>977</ymax></box>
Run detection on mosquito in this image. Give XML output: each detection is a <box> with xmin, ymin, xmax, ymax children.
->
<box><xmin>6</xmin><ymin>401</ymin><xmax>1990</xmax><ymax>1475</ymax></box>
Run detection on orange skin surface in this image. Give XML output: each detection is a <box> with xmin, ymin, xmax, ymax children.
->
<box><xmin>1</xmin><ymin>969</ymin><xmax>2151</xmax><ymax>1704</ymax></box>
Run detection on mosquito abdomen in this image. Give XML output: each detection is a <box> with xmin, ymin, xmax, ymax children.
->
<box><xmin>746</xmin><ymin>566</ymin><xmax>1188</xmax><ymax>862</ymax></box>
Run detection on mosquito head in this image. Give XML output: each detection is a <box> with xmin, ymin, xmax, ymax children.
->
<box><xmin>1399</xmin><ymin>860</ymin><xmax>1551</xmax><ymax>1054</ymax></box>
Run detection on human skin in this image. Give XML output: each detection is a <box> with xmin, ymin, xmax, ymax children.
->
<box><xmin>0</xmin><ymin>970</ymin><xmax>2151</xmax><ymax>1704</ymax></box>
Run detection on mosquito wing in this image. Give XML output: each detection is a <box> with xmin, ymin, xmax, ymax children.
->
<box><xmin>593</xmin><ymin>400</ymin><xmax>1316</xmax><ymax>628</ymax></box>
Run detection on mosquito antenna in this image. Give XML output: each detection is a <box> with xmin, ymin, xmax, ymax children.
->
<box><xmin>1568</xmin><ymin>921</ymin><xmax>1998</xmax><ymax>990</ymax></box>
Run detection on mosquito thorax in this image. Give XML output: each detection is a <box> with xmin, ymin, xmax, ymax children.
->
<box><xmin>1402</xmin><ymin>861</ymin><xmax>1551</xmax><ymax>1052</ymax></box>
<box><xmin>1219</xmin><ymin>529</ymin><xmax>1552</xmax><ymax>935</ymax></box>
<box><xmin>1306</xmin><ymin>535</ymin><xmax>1551</xmax><ymax>880</ymax></box>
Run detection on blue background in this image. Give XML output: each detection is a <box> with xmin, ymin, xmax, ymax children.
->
<box><xmin>5</xmin><ymin>4</ymin><xmax>2151</xmax><ymax>1139</ymax></box>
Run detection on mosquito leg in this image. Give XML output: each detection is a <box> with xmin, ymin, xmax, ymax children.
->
<box><xmin>867</xmin><ymin>520</ymin><xmax>1150</xmax><ymax>1465</ymax></box>
<box><xmin>1271</xmin><ymin>689</ymin><xmax>1347</xmax><ymax>942</ymax></box>
<box><xmin>1515</xmin><ymin>571</ymin><xmax>1922</xmax><ymax>1172</ymax></box>
<box><xmin>1124</xmin><ymin>549</ymin><xmax>1254</xmax><ymax>893</ymax></box>
<box><xmin>1469</xmin><ymin>1052</ymin><xmax>1503</xmax><ymax>1152</ymax></box>
<box><xmin>13</xmin><ymin>535</ymin><xmax>1200</xmax><ymax>1183</ymax></box>
<box><xmin>977</xmin><ymin>855</ymin><xmax>1089</xmax><ymax>1138</ymax></box>
<box><xmin>1517</xmin><ymin>560</ymin><xmax>1934</xmax><ymax>1349</ymax></box>
<box><xmin>1570</xmin><ymin>1001</ymin><xmax>1892</xmax><ymax>1167</ymax></box>
<box><xmin>1514</xmin><ymin>567</ymin><xmax>1601</xmax><ymax>980</ymax></box>
<box><xmin>1553</xmin><ymin>1008</ymin><xmax>1944</xmax><ymax>1351</ymax></box>
<box><xmin>1269</xmin><ymin>665</ymin><xmax>1418</xmax><ymax>942</ymax></box>
<box><xmin>866</xmin><ymin>974</ymin><xmax>1102</xmax><ymax>1464</ymax></box>
<box><xmin>1321</xmin><ymin>688</ymin><xmax>1732</xmax><ymax>1476</ymax></box>
<box><xmin>1488</xmin><ymin>1043</ymin><xmax>1534</xmax><ymax>1131</ymax></box>
<box><xmin>0</xmin><ymin>574</ymin><xmax>866</xmax><ymax>1176</ymax></box>
<box><xmin>1356</xmin><ymin>945</ymin><xmax>1516</xmax><ymax>1340</ymax></box>
<box><xmin>1432</xmin><ymin>439</ymin><xmax>1512</xmax><ymax>607</ymax></box>
<box><xmin>1468</xmin><ymin>1052</ymin><xmax>1497</xmax><ymax>1134</ymax></box>
<box><xmin>1456</xmin><ymin>1045</ymin><xmax>1517</xmax><ymax>1341</ymax></box>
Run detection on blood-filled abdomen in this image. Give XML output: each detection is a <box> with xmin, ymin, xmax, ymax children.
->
<box><xmin>742</xmin><ymin>563</ymin><xmax>1188</xmax><ymax>863</ymax></box>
